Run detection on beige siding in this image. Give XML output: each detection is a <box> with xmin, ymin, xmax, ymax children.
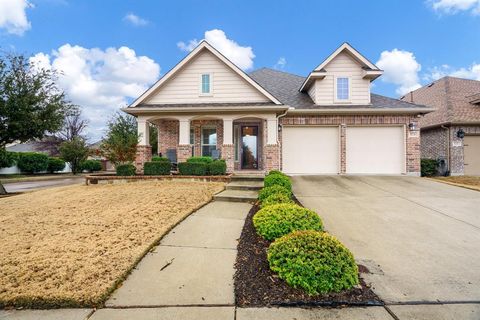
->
<box><xmin>145</xmin><ymin>50</ymin><xmax>270</xmax><ymax>104</ymax></box>
<box><xmin>313</xmin><ymin>51</ymin><xmax>371</xmax><ymax>105</ymax></box>
<box><xmin>307</xmin><ymin>83</ymin><xmax>316</xmax><ymax>103</ymax></box>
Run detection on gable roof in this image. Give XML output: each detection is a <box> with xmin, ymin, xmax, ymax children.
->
<box><xmin>249</xmin><ymin>68</ymin><xmax>432</xmax><ymax>114</ymax></box>
<box><xmin>129</xmin><ymin>40</ymin><xmax>281</xmax><ymax>108</ymax></box>
<box><xmin>299</xmin><ymin>42</ymin><xmax>383</xmax><ymax>92</ymax></box>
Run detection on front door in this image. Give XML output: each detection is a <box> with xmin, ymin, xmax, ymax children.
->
<box><xmin>241</xmin><ymin>125</ymin><xmax>258</xmax><ymax>169</ymax></box>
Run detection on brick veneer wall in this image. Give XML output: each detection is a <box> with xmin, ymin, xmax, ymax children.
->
<box><xmin>449</xmin><ymin>125</ymin><xmax>480</xmax><ymax>175</ymax></box>
<box><xmin>135</xmin><ymin>145</ymin><xmax>152</xmax><ymax>172</ymax></box>
<box><xmin>280</xmin><ymin>115</ymin><xmax>421</xmax><ymax>175</ymax></box>
<box><xmin>421</xmin><ymin>127</ymin><xmax>448</xmax><ymax>160</ymax></box>
<box><xmin>157</xmin><ymin>120</ymin><xmax>178</xmax><ymax>156</ymax></box>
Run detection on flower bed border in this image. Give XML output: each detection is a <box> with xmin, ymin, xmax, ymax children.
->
<box><xmin>85</xmin><ymin>173</ymin><xmax>231</xmax><ymax>185</ymax></box>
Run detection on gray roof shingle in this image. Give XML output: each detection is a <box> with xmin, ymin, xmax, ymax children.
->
<box><xmin>249</xmin><ymin>67</ymin><xmax>428</xmax><ymax>110</ymax></box>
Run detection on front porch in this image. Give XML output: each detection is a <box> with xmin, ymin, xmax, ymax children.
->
<box><xmin>135</xmin><ymin>113</ymin><xmax>280</xmax><ymax>173</ymax></box>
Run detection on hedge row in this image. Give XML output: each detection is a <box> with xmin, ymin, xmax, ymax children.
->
<box><xmin>252</xmin><ymin>170</ymin><xmax>359</xmax><ymax>295</ymax></box>
<box><xmin>178</xmin><ymin>157</ymin><xmax>226</xmax><ymax>176</ymax></box>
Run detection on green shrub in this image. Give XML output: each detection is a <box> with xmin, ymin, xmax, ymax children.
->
<box><xmin>178</xmin><ymin>162</ymin><xmax>207</xmax><ymax>176</ymax></box>
<box><xmin>81</xmin><ymin>160</ymin><xmax>102</xmax><ymax>172</ymax></box>
<box><xmin>268</xmin><ymin>230</ymin><xmax>359</xmax><ymax>295</ymax></box>
<box><xmin>0</xmin><ymin>150</ymin><xmax>19</xmax><ymax>168</ymax></box>
<box><xmin>253</xmin><ymin>203</ymin><xmax>323</xmax><ymax>241</ymax></box>
<box><xmin>152</xmin><ymin>156</ymin><xmax>170</xmax><ymax>162</ymax></box>
<box><xmin>116</xmin><ymin>164</ymin><xmax>136</xmax><ymax>176</ymax></box>
<box><xmin>259</xmin><ymin>185</ymin><xmax>292</xmax><ymax>203</ymax></box>
<box><xmin>17</xmin><ymin>152</ymin><xmax>49</xmax><ymax>173</ymax></box>
<box><xmin>47</xmin><ymin>157</ymin><xmax>66</xmax><ymax>173</ymax></box>
<box><xmin>421</xmin><ymin>158</ymin><xmax>438</xmax><ymax>177</ymax></box>
<box><xmin>264</xmin><ymin>173</ymin><xmax>292</xmax><ymax>191</ymax></box>
<box><xmin>267</xmin><ymin>170</ymin><xmax>286</xmax><ymax>176</ymax></box>
<box><xmin>144</xmin><ymin>161</ymin><xmax>171</xmax><ymax>175</ymax></box>
<box><xmin>260</xmin><ymin>192</ymin><xmax>295</xmax><ymax>208</ymax></box>
<box><xmin>209</xmin><ymin>160</ymin><xmax>227</xmax><ymax>175</ymax></box>
<box><xmin>186</xmin><ymin>156</ymin><xmax>213</xmax><ymax>164</ymax></box>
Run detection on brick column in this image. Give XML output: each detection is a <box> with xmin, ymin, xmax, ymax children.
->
<box><xmin>340</xmin><ymin>124</ymin><xmax>346</xmax><ymax>174</ymax></box>
<box><xmin>221</xmin><ymin>144</ymin><xmax>234</xmax><ymax>173</ymax></box>
<box><xmin>265</xmin><ymin>144</ymin><xmax>280</xmax><ymax>172</ymax></box>
<box><xmin>135</xmin><ymin>145</ymin><xmax>152</xmax><ymax>173</ymax></box>
<box><xmin>177</xmin><ymin>144</ymin><xmax>192</xmax><ymax>163</ymax></box>
<box><xmin>406</xmin><ymin>126</ymin><xmax>421</xmax><ymax>176</ymax></box>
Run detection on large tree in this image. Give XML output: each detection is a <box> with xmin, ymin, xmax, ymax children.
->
<box><xmin>0</xmin><ymin>52</ymin><xmax>71</xmax><ymax>194</ymax></box>
<box><xmin>101</xmin><ymin>113</ymin><xmax>139</xmax><ymax>166</ymax></box>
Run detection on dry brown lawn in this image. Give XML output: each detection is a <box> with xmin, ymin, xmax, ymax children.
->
<box><xmin>432</xmin><ymin>176</ymin><xmax>480</xmax><ymax>191</ymax></box>
<box><xmin>0</xmin><ymin>180</ymin><xmax>224</xmax><ymax>308</ymax></box>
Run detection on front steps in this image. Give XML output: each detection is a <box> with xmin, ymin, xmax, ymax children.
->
<box><xmin>214</xmin><ymin>173</ymin><xmax>264</xmax><ymax>203</ymax></box>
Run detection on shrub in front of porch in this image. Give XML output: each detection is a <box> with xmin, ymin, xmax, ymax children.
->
<box><xmin>178</xmin><ymin>162</ymin><xmax>207</xmax><ymax>176</ymax></box>
<box><xmin>152</xmin><ymin>156</ymin><xmax>170</xmax><ymax>162</ymax></box>
<box><xmin>267</xmin><ymin>170</ymin><xmax>286</xmax><ymax>177</ymax></box>
<box><xmin>264</xmin><ymin>173</ymin><xmax>292</xmax><ymax>192</ymax></box>
<box><xmin>116</xmin><ymin>164</ymin><xmax>136</xmax><ymax>176</ymax></box>
<box><xmin>260</xmin><ymin>192</ymin><xmax>294</xmax><ymax>208</ymax></box>
<box><xmin>144</xmin><ymin>161</ymin><xmax>171</xmax><ymax>175</ymax></box>
<box><xmin>258</xmin><ymin>185</ymin><xmax>292</xmax><ymax>203</ymax></box>
<box><xmin>209</xmin><ymin>160</ymin><xmax>227</xmax><ymax>175</ymax></box>
<box><xmin>253</xmin><ymin>203</ymin><xmax>323</xmax><ymax>241</ymax></box>
<box><xmin>186</xmin><ymin>156</ymin><xmax>213</xmax><ymax>164</ymax></box>
<box><xmin>267</xmin><ymin>230</ymin><xmax>359</xmax><ymax>295</ymax></box>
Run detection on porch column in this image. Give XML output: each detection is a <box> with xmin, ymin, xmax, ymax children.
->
<box><xmin>177</xmin><ymin>117</ymin><xmax>192</xmax><ymax>163</ymax></box>
<box><xmin>265</xmin><ymin>116</ymin><xmax>280</xmax><ymax>172</ymax></box>
<box><xmin>135</xmin><ymin>116</ymin><xmax>152</xmax><ymax>172</ymax></box>
<box><xmin>222</xmin><ymin>118</ymin><xmax>234</xmax><ymax>173</ymax></box>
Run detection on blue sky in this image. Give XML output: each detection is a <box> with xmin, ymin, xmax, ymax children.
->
<box><xmin>1</xmin><ymin>0</ymin><xmax>479</xmax><ymax>139</ymax></box>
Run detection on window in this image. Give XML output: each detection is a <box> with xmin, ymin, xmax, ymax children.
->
<box><xmin>201</xmin><ymin>127</ymin><xmax>217</xmax><ymax>156</ymax></box>
<box><xmin>336</xmin><ymin>77</ymin><xmax>349</xmax><ymax>100</ymax></box>
<box><xmin>190</xmin><ymin>127</ymin><xmax>195</xmax><ymax>155</ymax></box>
<box><xmin>201</xmin><ymin>74</ymin><xmax>211</xmax><ymax>94</ymax></box>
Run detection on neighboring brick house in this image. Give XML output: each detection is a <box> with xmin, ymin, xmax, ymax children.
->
<box><xmin>401</xmin><ymin>77</ymin><xmax>480</xmax><ymax>175</ymax></box>
<box><xmin>124</xmin><ymin>41</ymin><xmax>432</xmax><ymax>175</ymax></box>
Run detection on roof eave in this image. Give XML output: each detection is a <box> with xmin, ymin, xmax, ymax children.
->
<box><xmin>123</xmin><ymin>105</ymin><xmax>289</xmax><ymax>115</ymax></box>
<box><xmin>287</xmin><ymin>107</ymin><xmax>435</xmax><ymax>115</ymax></box>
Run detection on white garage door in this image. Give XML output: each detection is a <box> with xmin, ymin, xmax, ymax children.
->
<box><xmin>346</xmin><ymin>126</ymin><xmax>405</xmax><ymax>174</ymax></box>
<box><xmin>282</xmin><ymin>126</ymin><xmax>339</xmax><ymax>174</ymax></box>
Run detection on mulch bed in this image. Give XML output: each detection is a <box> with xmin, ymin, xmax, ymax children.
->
<box><xmin>234</xmin><ymin>203</ymin><xmax>382</xmax><ymax>307</ymax></box>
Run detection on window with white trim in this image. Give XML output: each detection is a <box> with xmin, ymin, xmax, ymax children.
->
<box><xmin>336</xmin><ymin>77</ymin><xmax>349</xmax><ymax>100</ymax></box>
<box><xmin>201</xmin><ymin>74</ymin><xmax>211</xmax><ymax>94</ymax></box>
<box><xmin>201</xmin><ymin>126</ymin><xmax>217</xmax><ymax>157</ymax></box>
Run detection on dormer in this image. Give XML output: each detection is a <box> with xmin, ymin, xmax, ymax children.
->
<box><xmin>300</xmin><ymin>43</ymin><xmax>383</xmax><ymax>105</ymax></box>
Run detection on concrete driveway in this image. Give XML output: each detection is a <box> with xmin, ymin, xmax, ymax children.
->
<box><xmin>293</xmin><ymin>176</ymin><xmax>480</xmax><ymax>317</ymax></box>
<box><xmin>3</xmin><ymin>177</ymin><xmax>84</xmax><ymax>193</ymax></box>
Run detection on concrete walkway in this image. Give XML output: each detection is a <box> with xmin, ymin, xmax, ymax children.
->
<box><xmin>3</xmin><ymin>177</ymin><xmax>84</xmax><ymax>193</ymax></box>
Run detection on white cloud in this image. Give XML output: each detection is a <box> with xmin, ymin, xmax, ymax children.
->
<box><xmin>177</xmin><ymin>29</ymin><xmax>255</xmax><ymax>70</ymax></box>
<box><xmin>376</xmin><ymin>49</ymin><xmax>422</xmax><ymax>96</ymax></box>
<box><xmin>274</xmin><ymin>57</ymin><xmax>287</xmax><ymax>70</ymax></box>
<box><xmin>123</xmin><ymin>13</ymin><xmax>148</xmax><ymax>26</ymax></box>
<box><xmin>30</xmin><ymin>44</ymin><xmax>160</xmax><ymax>140</ymax></box>
<box><xmin>430</xmin><ymin>0</ymin><xmax>480</xmax><ymax>15</ymax></box>
<box><xmin>425</xmin><ymin>63</ymin><xmax>480</xmax><ymax>81</ymax></box>
<box><xmin>0</xmin><ymin>0</ymin><xmax>32</xmax><ymax>35</ymax></box>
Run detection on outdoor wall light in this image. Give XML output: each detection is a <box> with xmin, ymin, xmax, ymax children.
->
<box><xmin>278</xmin><ymin>124</ymin><xmax>282</xmax><ymax>132</ymax></box>
<box><xmin>408</xmin><ymin>122</ymin><xmax>418</xmax><ymax>131</ymax></box>
<box><xmin>456</xmin><ymin>128</ymin><xmax>465</xmax><ymax>139</ymax></box>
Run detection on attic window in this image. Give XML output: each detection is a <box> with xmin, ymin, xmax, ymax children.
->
<box><xmin>200</xmin><ymin>73</ymin><xmax>212</xmax><ymax>95</ymax></box>
<box><xmin>336</xmin><ymin>77</ymin><xmax>350</xmax><ymax>101</ymax></box>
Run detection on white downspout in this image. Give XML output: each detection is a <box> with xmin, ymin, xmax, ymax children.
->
<box><xmin>276</xmin><ymin>107</ymin><xmax>294</xmax><ymax>171</ymax></box>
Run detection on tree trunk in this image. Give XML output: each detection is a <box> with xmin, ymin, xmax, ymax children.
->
<box><xmin>0</xmin><ymin>182</ymin><xmax>6</xmax><ymax>195</ymax></box>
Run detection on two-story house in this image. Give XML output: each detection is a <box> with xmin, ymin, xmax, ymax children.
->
<box><xmin>402</xmin><ymin>77</ymin><xmax>480</xmax><ymax>176</ymax></box>
<box><xmin>124</xmin><ymin>41</ymin><xmax>432</xmax><ymax>175</ymax></box>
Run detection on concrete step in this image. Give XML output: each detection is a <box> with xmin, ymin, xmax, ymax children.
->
<box><xmin>213</xmin><ymin>189</ymin><xmax>258</xmax><ymax>203</ymax></box>
<box><xmin>226</xmin><ymin>180</ymin><xmax>263</xmax><ymax>191</ymax></box>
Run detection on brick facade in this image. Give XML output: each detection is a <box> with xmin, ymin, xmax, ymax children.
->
<box><xmin>221</xmin><ymin>144</ymin><xmax>235</xmax><ymax>172</ymax></box>
<box><xmin>134</xmin><ymin>145</ymin><xmax>152</xmax><ymax>172</ymax></box>
<box><xmin>280</xmin><ymin>115</ymin><xmax>421</xmax><ymax>175</ymax></box>
<box><xmin>177</xmin><ymin>144</ymin><xmax>192</xmax><ymax>163</ymax></box>
<box><xmin>264</xmin><ymin>144</ymin><xmax>280</xmax><ymax>171</ymax></box>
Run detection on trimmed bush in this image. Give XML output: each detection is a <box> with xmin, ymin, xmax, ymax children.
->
<box><xmin>253</xmin><ymin>203</ymin><xmax>323</xmax><ymax>240</ymax></box>
<box><xmin>81</xmin><ymin>160</ymin><xmax>102</xmax><ymax>172</ymax></box>
<box><xmin>260</xmin><ymin>192</ymin><xmax>295</xmax><ymax>208</ymax></box>
<box><xmin>152</xmin><ymin>156</ymin><xmax>170</xmax><ymax>162</ymax></box>
<box><xmin>144</xmin><ymin>161</ymin><xmax>171</xmax><ymax>175</ymax></box>
<box><xmin>209</xmin><ymin>160</ymin><xmax>227</xmax><ymax>175</ymax></box>
<box><xmin>17</xmin><ymin>152</ymin><xmax>49</xmax><ymax>173</ymax></box>
<box><xmin>258</xmin><ymin>185</ymin><xmax>292</xmax><ymax>203</ymax></box>
<box><xmin>178</xmin><ymin>162</ymin><xmax>207</xmax><ymax>176</ymax></box>
<box><xmin>0</xmin><ymin>150</ymin><xmax>19</xmax><ymax>168</ymax></box>
<box><xmin>268</xmin><ymin>230</ymin><xmax>359</xmax><ymax>295</ymax></box>
<box><xmin>47</xmin><ymin>157</ymin><xmax>66</xmax><ymax>173</ymax></box>
<box><xmin>116</xmin><ymin>164</ymin><xmax>136</xmax><ymax>176</ymax></box>
<box><xmin>267</xmin><ymin>170</ymin><xmax>286</xmax><ymax>177</ymax></box>
<box><xmin>421</xmin><ymin>158</ymin><xmax>438</xmax><ymax>177</ymax></box>
<box><xmin>264</xmin><ymin>173</ymin><xmax>292</xmax><ymax>191</ymax></box>
<box><xmin>186</xmin><ymin>156</ymin><xmax>213</xmax><ymax>164</ymax></box>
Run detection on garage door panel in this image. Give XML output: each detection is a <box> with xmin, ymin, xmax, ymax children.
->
<box><xmin>282</xmin><ymin>127</ymin><xmax>339</xmax><ymax>174</ymax></box>
<box><xmin>464</xmin><ymin>136</ymin><xmax>480</xmax><ymax>176</ymax></box>
<box><xmin>346</xmin><ymin>127</ymin><xmax>405</xmax><ymax>174</ymax></box>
